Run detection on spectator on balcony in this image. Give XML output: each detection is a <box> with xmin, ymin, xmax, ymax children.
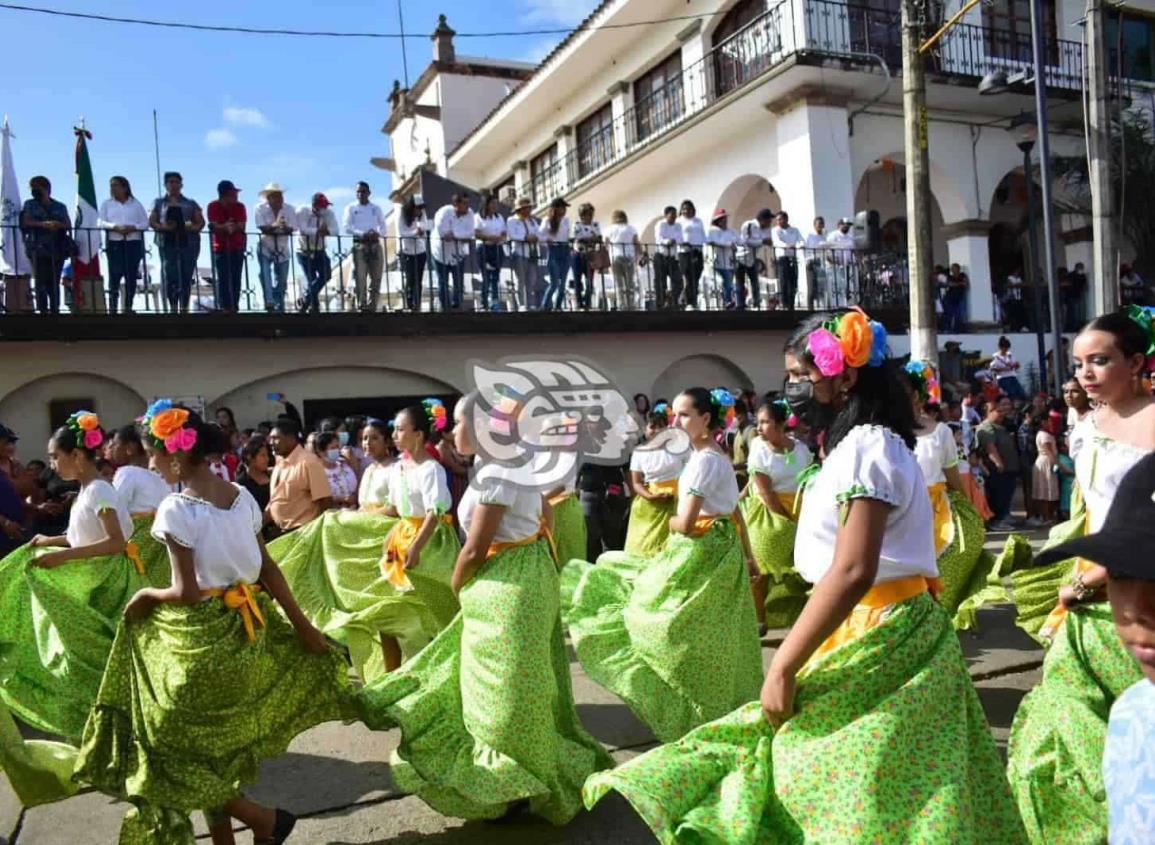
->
<box><xmin>206</xmin><ymin>179</ymin><xmax>247</xmax><ymax>315</ymax></box>
<box><xmin>475</xmin><ymin>193</ymin><xmax>506</xmax><ymax>313</ymax></box>
<box><xmin>571</xmin><ymin>202</ymin><xmax>602</xmax><ymax>312</ymax></box>
<box><xmin>803</xmin><ymin>216</ymin><xmax>829</xmax><ymax>310</ymax></box>
<box><xmin>396</xmin><ymin>194</ymin><xmax>428</xmax><ymax>313</ymax></box>
<box><xmin>676</xmin><ymin>199</ymin><xmax>706</xmax><ymax>310</ymax></box>
<box><xmin>655</xmin><ymin>205</ymin><xmax>683</xmax><ymax>310</ymax></box>
<box><xmin>944</xmin><ymin>262</ymin><xmax>970</xmax><ymax>332</ymax></box>
<box><xmin>826</xmin><ymin>216</ymin><xmax>856</xmax><ymax>304</ymax></box>
<box><xmin>1002</xmin><ymin>267</ymin><xmax>1028</xmax><ymax>331</ymax></box>
<box><xmin>707</xmin><ymin>209</ymin><xmax>738</xmax><ymax>310</ymax></box>
<box><xmin>149</xmin><ymin>171</ymin><xmax>203</xmax><ymax>314</ymax></box>
<box><xmin>296</xmin><ymin>192</ymin><xmax>338</xmax><ymax>315</ymax></box>
<box><xmin>97</xmin><ymin>175</ymin><xmax>149</xmax><ymax>315</ymax></box>
<box><xmin>1121</xmin><ymin>263</ymin><xmax>1150</xmax><ymax>306</ymax></box>
<box><xmin>770</xmin><ymin>210</ymin><xmax>803</xmax><ymax>311</ymax></box>
<box><xmin>735</xmin><ymin>208</ymin><xmax>773</xmax><ymax>311</ymax></box>
<box><xmin>539</xmin><ymin>197</ymin><xmax>571</xmax><ymax>311</ymax></box>
<box><xmin>1063</xmin><ymin>261</ymin><xmax>1087</xmax><ymax>331</ymax></box>
<box><xmin>431</xmin><ymin>192</ymin><xmax>475</xmax><ymax>312</ymax></box>
<box><xmin>20</xmin><ymin>175</ymin><xmax>72</xmax><ymax>315</ymax></box>
<box><xmin>605</xmin><ymin>209</ymin><xmax>641</xmax><ymax>311</ymax></box>
<box><xmin>506</xmin><ymin>196</ymin><xmax>541</xmax><ymax>312</ymax></box>
<box><xmin>343</xmin><ymin>181</ymin><xmax>387</xmax><ymax>313</ymax></box>
<box><xmin>254</xmin><ymin>182</ymin><xmax>296</xmax><ymax>314</ymax></box>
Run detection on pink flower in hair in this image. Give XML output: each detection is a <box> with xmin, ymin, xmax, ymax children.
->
<box><xmin>808</xmin><ymin>328</ymin><xmax>845</xmax><ymax>377</ymax></box>
<box><xmin>164</xmin><ymin>427</ymin><xmax>198</xmax><ymax>454</ymax></box>
<box><xmin>83</xmin><ymin>429</ymin><xmax>103</xmax><ymax>450</ymax></box>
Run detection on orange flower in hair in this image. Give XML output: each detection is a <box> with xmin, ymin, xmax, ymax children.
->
<box><xmin>76</xmin><ymin>413</ymin><xmax>100</xmax><ymax>432</ymax></box>
<box><xmin>837</xmin><ymin>308</ymin><xmax>873</xmax><ymax>368</ymax></box>
<box><xmin>149</xmin><ymin>408</ymin><xmax>190</xmax><ymax>441</ymax></box>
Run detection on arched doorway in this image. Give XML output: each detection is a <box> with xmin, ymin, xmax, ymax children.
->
<box><xmin>714</xmin><ymin>174</ymin><xmax>779</xmax><ymax>230</ymax></box>
<box><xmin>855</xmin><ymin>159</ymin><xmax>947</xmax><ymax>263</ymax></box>
<box><xmin>650</xmin><ymin>354</ymin><xmax>753</xmax><ymax>402</ymax></box>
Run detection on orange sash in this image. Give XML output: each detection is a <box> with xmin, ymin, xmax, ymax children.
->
<box><xmin>360</xmin><ymin>502</ymin><xmax>393</xmax><ymax>515</ymax></box>
<box><xmin>486</xmin><ymin>528</ymin><xmax>549</xmax><ymax>561</ymax></box>
<box><xmin>646</xmin><ymin>479</ymin><xmax>678</xmax><ymax>497</ymax></box>
<box><xmin>927</xmin><ymin>482</ymin><xmax>955</xmax><ymax>556</ymax></box>
<box><xmin>1039</xmin><ymin>509</ymin><xmax>1096</xmax><ymax>641</ymax></box>
<box><xmin>687</xmin><ymin>513</ymin><xmax>735</xmax><ymax>537</ymax></box>
<box><xmin>547</xmin><ymin>490</ymin><xmax>574</xmax><ymax>508</ymax></box>
<box><xmin>125</xmin><ymin>541</ymin><xmax>145</xmax><ymax>576</ymax></box>
<box><xmin>381</xmin><ymin>514</ymin><xmax>453</xmax><ymax>591</ymax></box>
<box><xmin>812</xmin><ymin>575</ymin><xmax>934</xmax><ymax>659</ymax></box>
<box><xmin>201</xmin><ymin>583</ymin><xmax>265</xmax><ymax>642</ymax></box>
<box><xmin>775</xmin><ymin>491</ymin><xmax>799</xmax><ymax>520</ymax></box>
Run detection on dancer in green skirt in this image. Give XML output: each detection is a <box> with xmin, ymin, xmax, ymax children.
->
<box><xmin>623</xmin><ymin>406</ymin><xmax>689</xmax><ymax>557</ymax></box>
<box><xmin>109</xmin><ymin>423</ymin><xmax>174</xmax><ymax>587</ymax></box>
<box><xmin>585</xmin><ymin>309</ymin><xmax>1025</xmax><ymax>844</ymax></box>
<box><xmin>740</xmin><ymin>396</ymin><xmax>814</xmax><ymax>631</ymax></box>
<box><xmin>563</xmin><ymin>387</ymin><xmax>763</xmax><ymax>743</ymax></box>
<box><xmin>361</xmin><ymin>399</ymin><xmax>613</xmax><ymax>824</ymax></box>
<box><xmin>74</xmin><ymin>404</ymin><xmax>356</xmax><ymax>845</ymax></box>
<box><xmin>0</xmin><ymin>410</ymin><xmax>144</xmax><ymax>740</ymax></box>
<box><xmin>905</xmin><ymin>361</ymin><xmax>993</xmax><ymax>615</ymax></box>
<box><xmin>269</xmin><ymin>409</ymin><xmax>457</xmax><ymax>681</ymax></box>
<box><xmin>1007</xmin><ymin>310</ymin><xmax>1155</xmax><ymax>845</ymax></box>
<box><xmin>545</xmin><ymin>481</ymin><xmax>585</xmax><ymax>568</ymax></box>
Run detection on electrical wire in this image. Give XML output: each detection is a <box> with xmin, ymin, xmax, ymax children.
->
<box><xmin>0</xmin><ymin>2</ymin><xmax>719</xmax><ymax>39</ymax></box>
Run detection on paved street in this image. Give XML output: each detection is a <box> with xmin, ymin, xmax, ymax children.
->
<box><xmin>1</xmin><ymin>535</ymin><xmax>1047</xmax><ymax>844</ymax></box>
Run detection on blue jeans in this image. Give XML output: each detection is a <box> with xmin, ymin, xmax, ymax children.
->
<box><xmin>434</xmin><ymin>260</ymin><xmax>464</xmax><ymax>311</ymax></box>
<box><xmin>297</xmin><ymin>251</ymin><xmax>331</xmax><ymax>312</ymax></box>
<box><xmin>943</xmin><ymin>292</ymin><xmax>966</xmax><ymax>332</ymax></box>
<box><xmin>570</xmin><ymin>252</ymin><xmax>593</xmax><ymax>310</ymax></box>
<box><xmin>479</xmin><ymin>243</ymin><xmax>503</xmax><ymax>311</ymax></box>
<box><xmin>735</xmin><ymin>262</ymin><xmax>759</xmax><ymax>310</ymax></box>
<box><xmin>258</xmin><ymin>252</ymin><xmax>289</xmax><ymax>311</ymax></box>
<box><xmin>161</xmin><ymin>241</ymin><xmax>200</xmax><ymax>311</ymax></box>
<box><xmin>542</xmin><ymin>244</ymin><xmax>570</xmax><ymax>310</ymax></box>
<box><xmin>214</xmin><ymin>248</ymin><xmax>245</xmax><ymax>312</ymax></box>
<box><xmin>106</xmin><ymin>239</ymin><xmax>144</xmax><ymax>312</ymax></box>
<box><xmin>716</xmin><ymin>267</ymin><xmax>734</xmax><ymax>308</ymax></box>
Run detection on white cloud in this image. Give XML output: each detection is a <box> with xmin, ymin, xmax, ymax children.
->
<box><xmin>322</xmin><ymin>187</ymin><xmax>355</xmax><ymax>202</ymax></box>
<box><xmin>519</xmin><ymin>0</ymin><xmax>600</xmax><ymax>27</ymax></box>
<box><xmin>223</xmin><ymin>106</ymin><xmax>271</xmax><ymax>128</ymax></box>
<box><xmin>204</xmin><ymin>128</ymin><xmax>238</xmax><ymax>150</ymax></box>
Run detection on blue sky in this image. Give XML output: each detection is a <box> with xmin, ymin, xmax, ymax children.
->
<box><xmin>2</xmin><ymin>0</ymin><xmax>598</xmax><ymax>213</ymax></box>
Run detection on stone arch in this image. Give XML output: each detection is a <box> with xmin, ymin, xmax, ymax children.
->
<box><xmin>855</xmin><ymin>159</ymin><xmax>948</xmax><ymax>264</ymax></box>
<box><xmin>650</xmin><ymin>354</ymin><xmax>754</xmax><ymax>403</ymax></box>
<box><xmin>0</xmin><ymin>372</ymin><xmax>146</xmax><ymax>461</ymax></box>
<box><xmin>210</xmin><ymin>366</ymin><xmax>459</xmax><ymax>430</ymax></box>
<box><xmin>713</xmin><ymin>174</ymin><xmax>780</xmax><ymax>229</ymax></box>
<box><xmin>639</xmin><ymin>215</ymin><xmax>664</xmax><ymax>246</ymax></box>
<box><xmin>851</xmin><ymin>149</ymin><xmax>971</xmax><ymax>224</ymax></box>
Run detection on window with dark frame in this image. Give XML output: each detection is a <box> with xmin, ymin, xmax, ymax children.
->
<box><xmin>711</xmin><ymin>0</ymin><xmax>779</xmax><ymax>97</ymax></box>
<box><xmin>634</xmin><ymin>50</ymin><xmax>685</xmax><ymax>142</ymax></box>
<box><xmin>1107</xmin><ymin>10</ymin><xmax>1154</xmax><ymax>82</ymax></box>
<box><xmin>981</xmin><ymin>0</ymin><xmax>1058</xmax><ymax>64</ymax></box>
<box><xmin>530</xmin><ymin>145</ymin><xmax>561</xmax><ymax>207</ymax></box>
<box><xmin>575</xmin><ymin>103</ymin><xmax>616</xmax><ymax>179</ymax></box>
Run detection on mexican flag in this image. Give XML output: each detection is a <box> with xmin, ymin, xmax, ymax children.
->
<box><xmin>72</xmin><ymin>127</ymin><xmax>101</xmax><ymax>281</ymax></box>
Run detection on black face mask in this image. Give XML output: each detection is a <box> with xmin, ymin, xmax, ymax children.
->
<box><xmin>784</xmin><ymin>379</ymin><xmax>834</xmax><ymax>430</ymax></box>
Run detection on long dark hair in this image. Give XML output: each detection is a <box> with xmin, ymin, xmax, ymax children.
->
<box><xmin>784</xmin><ymin>313</ymin><xmax>916</xmax><ymax>450</ymax></box>
<box><xmin>1081</xmin><ymin>311</ymin><xmax>1150</xmax><ymax>360</ymax></box>
<box><xmin>679</xmin><ymin>386</ymin><xmax>723</xmax><ymax>431</ymax></box>
<box><xmin>401</xmin><ymin>196</ymin><xmax>422</xmax><ymax>227</ymax></box>
<box><xmin>110</xmin><ymin>175</ymin><xmax>133</xmax><ymax>199</ymax></box>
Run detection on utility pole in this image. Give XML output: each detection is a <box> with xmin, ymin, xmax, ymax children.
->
<box><xmin>1085</xmin><ymin>0</ymin><xmax>1118</xmax><ymax>314</ymax></box>
<box><xmin>903</xmin><ymin>0</ymin><xmax>938</xmax><ymax>366</ymax></box>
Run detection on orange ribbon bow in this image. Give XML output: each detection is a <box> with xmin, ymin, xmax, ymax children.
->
<box><xmin>201</xmin><ymin>583</ymin><xmax>266</xmax><ymax>642</ymax></box>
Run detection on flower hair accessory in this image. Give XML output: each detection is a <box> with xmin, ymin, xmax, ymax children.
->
<box><xmin>807</xmin><ymin>307</ymin><xmax>887</xmax><ymax>377</ymax></box>
<box><xmin>710</xmin><ymin>388</ymin><xmax>737</xmax><ymax>429</ymax></box>
<box><xmin>138</xmin><ymin>398</ymin><xmax>198</xmax><ymax>454</ymax></box>
<box><xmin>771</xmin><ymin>397</ymin><xmax>798</xmax><ymax>428</ymax></box>
<box><xmin>421</xmin><ymin>398</ymin><xmax>449</xmax><ymax>432</ymax></box>
<box><xmin>904</xmin><ymin>360</ymin><xmax>942</xmax><ymax>405</ymax></box>
<box><xmin>66</xmin><ymin>411</ymin><xmax>104</xmax><ymax>450</ymax></box>
<box><xmin>1126</xmin><ymin>305</ymin><xmax>1155</xmax><ymax>371</ymax></box>
<box><xmin>653</xmin><ymin>401</ymin><xmax>674</xmax><ymax>424</ymax></box>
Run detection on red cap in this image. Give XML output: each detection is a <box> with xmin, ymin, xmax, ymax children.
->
<box><xmin>712</xmin><ymin>207</ymin><xmax>728</xmax><ymax>221</ymax></box>
<box><xmin>312</xmin><ymin>192</ymin><xmax>331</xmax><ymax>208</ymax></box>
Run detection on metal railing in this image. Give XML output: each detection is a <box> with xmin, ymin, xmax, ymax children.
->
<box><xmin>527</xmin><ymin>0</ymin><xmax>1099</xmax><ymax>202</ymax></box>
<box><xmin>0</xmin><ymin>224</ymin><xmax>910</xmax><ymax>316</ymax></box>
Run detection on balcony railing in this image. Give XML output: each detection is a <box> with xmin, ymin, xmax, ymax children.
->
<box><xmin>527</xmin><ymin>0</ymin><xmax>1100</xmax><ymax>202</ymax></box>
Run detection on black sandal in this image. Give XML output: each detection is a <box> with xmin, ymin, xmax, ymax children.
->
<box><xmin>254</xmin><ymin>808</ymin><xmax>297</xmax><ymax>844</ymax></box>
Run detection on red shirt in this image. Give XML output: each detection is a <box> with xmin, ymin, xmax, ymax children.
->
<box><xmin>207</xmin><ymin>200</ymin><xmax>247</xmax><ymax>252</ymax></box>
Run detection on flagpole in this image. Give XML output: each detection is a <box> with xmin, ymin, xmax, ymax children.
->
<box><xmin>153</xmin><ymin>110</ymin><xmax>162</xmax><ymax>198</ymax></box>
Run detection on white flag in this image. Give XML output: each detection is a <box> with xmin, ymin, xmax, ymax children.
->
<box><xmin>0</xmin><ymin>117</ymin><xmax>30</xmax><ymax>276</ymax></box>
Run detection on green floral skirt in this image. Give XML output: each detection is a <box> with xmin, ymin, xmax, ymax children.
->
<box><xmin>360</xmin><ymin>539</ymin><xmax>613</xmax><ymax>824</ymax></box>
<box><xmin>1007</xmin><ymin>603</ymin><xmax>1143</xmax><ymax>845</ymax></box>
<box><xmin>129</xmin><ymin>514</ymin><xmax>171</xmax><ymax>589</ymax></box>
<box><xmin>0</xmin><ymin>542</ymin><xmax>147</xmax><ymax>739</ymax></box>
<box><xmin>0</xmin><ymin>697</ymin><xmax>80</xmax><ymax>807</ymax></box>
<box><xmin>739</xmin><ymin>494</ymin><xmax>809</xmax><ymax>628</ymax></box>
<box><xmin>268</xmin><ymin>509</ymin><xmax>459</xmax><ymax>681</ymax></box>
<box><xmin>552</xmin><ymin>493</ymin><xmax>587</xmax><ymax>570</ymax></box>
<box><xmin>623</xmin><ymin>494</ymin><xmax>676</xmax><ymax>558</ymax></box>
<box><xmin>584</xmin><ymin>592</ymin><xmax>1027</xmax><ymax>845</ymax></box>
<box><xmin>73</xmin><ymin>591</ymin><xmax>358</xmax><ymax>844</ymax></box>
<box><xmin>560</xmin><ymin>520</ymin><xmax>763</xmax><ymax>743</ymax></box>
<box><xmin>937</xmin><ymin>490</ymin><xmax>997</xmax><ymax>617</ymax></box>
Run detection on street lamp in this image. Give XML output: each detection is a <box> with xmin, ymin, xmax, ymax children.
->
<box><xmin>1008</xmin><ymin>112</ymin><xmax>1049</xmax><ymax>395</ymax></box>
<box><xmin>977</xmin><ymin>8</ymin><xmax>1065</xmax><ymax>397</ymax></box>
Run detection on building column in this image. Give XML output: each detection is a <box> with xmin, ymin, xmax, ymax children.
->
<box><xmin>942</xmin><ymin>219</ymin><xmax>995</xmax><ymax>324</ymax></box>
<box><xmin>555</xmin><ymin>125</ymin><xmax>574</xmax><ymax>194</ymax></box>
<box><xmin>766</xmin><ymin>93</ymin><xmax>855</xmax><ymax>231</ymax></box>
<box><xmin>512</xmin><ymin>159</ymin><xmax>530</xmax><ymax>198</ymax></box>
<box><xmin>608</xmin><ymin>80</ymin><xmax>633</xmax><ymax>158</ymax></box>
<box><xmin>676</xmin><ymin>19</ymin><xmax>710</xmax><ymax>114</ymax></box>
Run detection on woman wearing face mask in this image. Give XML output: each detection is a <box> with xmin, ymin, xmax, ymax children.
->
<box><xmin>1002</xmin><ymin>309</ymin><xmax>1155</xmax><ymax>845</ymax></box>
<box><xmin>584</xmin><ymin>309</ymin><xmax>1025</xmax><ymax>844</ymax></box>
<box><xmin>313</xmin><ymin>432</ymin><xmax>358</xmax><ymax>509</ymax></box>
<box><xmin>267</xmin><ymin>415</ymin><xmax>457</xmax><ymax>681</ymax></box>
<box><xmin>561</xmin><ymin>387</ymin><xmax>763</xmax><ymax>743</ymax></box>
<box><xmin>621</xmin><ymin>404</ymin><xmax>688</xmax><ymax>557</ymax></box>
<box><xmin>740</xmin><ymin>396</ymin><xmax>815</xmax><ymax>633</ymax></box>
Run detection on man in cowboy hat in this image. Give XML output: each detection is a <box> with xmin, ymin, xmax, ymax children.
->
<box><xmin>296</xmin><ymin>192</ymin><xmax>339</xmax><ymax>314</ymax></box>
<box><xmin>707</xmin><ymin>208</ymin><xmax>738</xmax><ymax>309</ymax></box>
<box><xmin>254</xmin><ymin>181</ymin><xmax>297</xmax><ymax>313</ymax></box>
<box><xmin>505</xmin><ymin>196</ymin><xmax>540</xmax><ymax>311</ymax></box>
